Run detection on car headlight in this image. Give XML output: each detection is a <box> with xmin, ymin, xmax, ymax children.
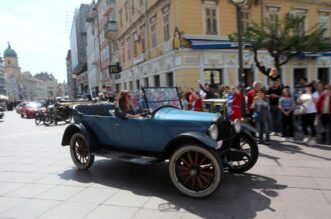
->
<box><xmin>233</xmin><ymin>119</ymin><xmax>242</xmax><ymax>133</ymax></box>
<box><xmin>209</xmin><ymin>124</ymin><xmax>218</xmax><ymax>140</ymax></box>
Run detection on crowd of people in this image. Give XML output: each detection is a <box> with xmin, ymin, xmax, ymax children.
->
<box><xmin>182</xmin><ymin>68</ymin><xmax>331</xmax><ymax>145</ymax></box>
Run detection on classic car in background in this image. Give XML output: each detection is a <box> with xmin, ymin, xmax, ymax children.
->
<box><xmin>20</xmin><ymin>102</ymin><xmax>42</xmax><ymax>118</ymax></box>
<box><xmin>61</xmin><ymin>87</ymin><xmax>258</xmax><ymax>198</ymax></box>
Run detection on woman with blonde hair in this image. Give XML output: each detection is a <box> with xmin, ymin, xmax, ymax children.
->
<box><xmin>115</xmin><ymin>90</ymin><xmax>142</xmax><ymax>119</ymax></box>
<box><xmin>269</xmin><ymin>67</ymin><xmax>281</xmax><ymax>87</ymax></box>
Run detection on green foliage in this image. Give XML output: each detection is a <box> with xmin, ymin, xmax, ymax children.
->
<box><xmin>230</xmin><ymin>15</ymin><xmax>330</xmax><ymax>76</ymax></box>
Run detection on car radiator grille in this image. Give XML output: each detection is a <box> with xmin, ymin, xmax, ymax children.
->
<box><xmin>218</xmin><ymin>120</ymin><xmax>234</xmax><ymax>140</ymax></box>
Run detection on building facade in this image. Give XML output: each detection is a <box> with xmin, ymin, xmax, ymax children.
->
<box><xmin>3</xmin><ymin>43</ymin><xmax>20</xmax><ymax>100</ymax></box>
<box><xmin>70</xmin><ymin>4</ymin><xmax>91</xmax><ymax>97</ymax></box>
<box><xmin>0</xmin><ymin>57</ymin><xmax>5</xmax><ymax>95</ymax></box>
<box><xmin>111</xmin><ymin>0</ymin><xmax>330</xmax><ymax>92</ymax></box>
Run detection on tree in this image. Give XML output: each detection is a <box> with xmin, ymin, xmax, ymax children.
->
<box><xmin>230</xmin><ymin>15</ymin><xmax>331</xmax><ymax>77</ymax></box>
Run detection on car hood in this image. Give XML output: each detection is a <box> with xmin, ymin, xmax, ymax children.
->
<box><xmin>153</xmin><ymin>107</ymin><xmax>218</xmax><ymax>123</ymax></box>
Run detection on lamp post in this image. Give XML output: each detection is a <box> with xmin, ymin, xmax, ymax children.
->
<box><xmin>232</xmin><ymin>0</ymin><xmax>247</xmax><ymax>89</ymax></box>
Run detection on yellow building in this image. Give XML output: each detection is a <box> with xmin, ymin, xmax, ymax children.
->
<box><xmin>111</xmin><ymin>0</ymin><xmax>331</xmax><ymax>92</ymax></box>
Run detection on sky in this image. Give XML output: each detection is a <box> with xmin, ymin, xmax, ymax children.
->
<box><xmin>0</xmin><ymin>0</ymin><xmax>93</xmax><ymax>82</ymax></box>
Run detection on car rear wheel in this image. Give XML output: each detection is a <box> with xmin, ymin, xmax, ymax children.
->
<box><xmin>169</xmin><ymin>145</ymin><xmax>223</xmax><ymax>198</ymax></box>
<box><xmin>70</xmin><ymin>133</ymin><xmax>94</xmax><ymax>170</ymax></box>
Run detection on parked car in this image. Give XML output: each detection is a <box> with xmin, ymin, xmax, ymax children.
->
<box><xmin>61</xmin><ymin>87</ymin><xmax>258</xmax><ymax>198</ymax></box>
<box><xmin>20</xmin><ymin>102</ymin><xmax>42</xmax><ymax>118</ymax></box>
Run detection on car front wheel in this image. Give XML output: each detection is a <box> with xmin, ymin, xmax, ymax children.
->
<box><xmin>169</xmin><ymin>145</ymin><xmax>223</xmax><ymax>198</ymax></box>
<box><xmin>70</xmin><ymin>133</ymin><xmax>94</xmax><ymax>170</ymax></box>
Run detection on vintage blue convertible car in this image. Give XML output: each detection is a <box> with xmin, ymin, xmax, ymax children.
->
<box><xmin>61</xmin><ymin>87</ymin><xmax>258</xmax><ymax>198</ymax></box>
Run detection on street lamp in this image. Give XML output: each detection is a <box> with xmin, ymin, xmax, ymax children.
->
<box><xmin>232</xmin><ymin>0</ymin><xmax>247</xmax><ymax>89</ymax></box>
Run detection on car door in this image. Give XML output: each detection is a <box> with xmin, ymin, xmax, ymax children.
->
<box><xmin>110</xmin><ymin>118</ymin><xmax>144</xmax><ymax>149</ymax></box>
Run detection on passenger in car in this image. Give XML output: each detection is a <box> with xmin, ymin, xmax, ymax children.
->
<box><xmin>115</xmin><ymin>90</ymin><xmax>143</xmax><ymax>119</ymax></box>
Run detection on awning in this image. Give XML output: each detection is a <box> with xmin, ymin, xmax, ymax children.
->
<box><xmin>190</xmin><ymin>40</ymin><xmax>238</xmax><ymax>49</ymax></box>
<box><xmin>298</xmin><ymin>51</ymin><xmax>331</xmax><ymax>58</ymax></box>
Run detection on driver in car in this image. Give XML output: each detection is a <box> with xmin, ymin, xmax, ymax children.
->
<box><xmin>115</xmin><ymin>90</ymin><xmax>143</xmax><ymax>119</ymax></box>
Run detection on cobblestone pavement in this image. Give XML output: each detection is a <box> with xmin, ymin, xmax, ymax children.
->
<box><xmin>0</xmin><ymin>111</ymin><xmax>330</xmax><ymax>219</ymax></box>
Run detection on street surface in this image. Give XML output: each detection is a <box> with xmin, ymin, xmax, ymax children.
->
<box><xmin>0</xmin><ymin>111</ymin><xmax>330</xmax><ymax>219</ymax></box>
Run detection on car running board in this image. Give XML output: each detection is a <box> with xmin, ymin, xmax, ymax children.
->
<box><xmin>94</xmin><ymin>150</ymin><xmax>159</xmax><ymax>165</ymax></box>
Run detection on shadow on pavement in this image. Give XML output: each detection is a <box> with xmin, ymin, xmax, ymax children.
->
<box><xmin>59</xmin><ymin>160</ymin><xmax>287</xmax><ymax>218</ymax></box>
<box><xmin>264</xmin><ymin>140</ymin><xmax>331</xmax><ymax>161</ymax></box>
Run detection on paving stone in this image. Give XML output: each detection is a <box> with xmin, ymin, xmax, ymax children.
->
<box><xmin>0</xmin><ymin>198</ymin><xmax>60</xmax><ymax>219</ymax></box>
<box><xmin>0</xmin><ymin>197</ymin><xmax>26</xmax><ymax>214</ymax></box>
<box><xmin>0</xmin><ymin>182</ymin><xmax>25</xmax><ymax>195</ymax></box>
<box><xmin>68</xmin><ymin>187</ymin><xmax>117</xmax><ymax>204</ymax></box>
<box><xmin>104</xmin><ymin>190</ymin><xmax>150</xmax><ymax>207</ymax></box>
<box><xmin>4</xmin><ymin>183</ymin><xmax>55</xmax><ymax>198</ymax></box>
<box><xmin>37</xmin><ymin>201</ymin><xmax>97</xmax><ymax>219</ymax></box>
<box><xmin>85</xmin><ymin>205</ymin><xmax>138</xmax><ymax>219</ymax></box>
<box><xmin>36</xmin><ymin>185</ymin><xmax>85</xmax><ymax>201</ymax></box>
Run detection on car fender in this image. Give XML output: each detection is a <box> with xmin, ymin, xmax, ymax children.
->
<box><xmin>61</xmin><ymin>123</ymin><xmax>100</xmax><ymax>152</ymax></box>
<box><xmin>161</xmin><ymin>132</ymin><xmax>217</xmax><ymax>160</ymax></box>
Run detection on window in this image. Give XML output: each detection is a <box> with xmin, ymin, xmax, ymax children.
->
<box><xmin>163</xmin><ymin>7</ymin><xmax>170</xmax><ymax>41</ymax></box>
<box><xmin>319</xmin><ymin>12</ymin><xmax>330</xmax><ymax>37</ymax></box>
<box><xmin>268</xmin><ymin>7</ymin><xmax>280</xmax><ymax>24</ymax></box>
<box><xmin>129</xmin><ymin>81</ymin><xmax>133</xmax><ymax>90</ymax></box>
<box><xmin>124</xmin><ymin>82</ymin><xmax>127</xmax><ymax>90</ymax></box>
<box><xmin>140</xmin><ymin>24</ymin><xmax>146</xmax><ymax>52</ymax></box>
<box><xmin>124</xmin><ymin>2</ymin><xmax>129</xmax><ymax>22</ymax></box>
<box><xmin>289</xmin><ymin>10</ymin><xmax>307</xmax><ymax>35</ymax></box>
<box><xmin>121</xmin><ymin>40</ymin><xmax>125</xmax><ymax>63</ymax></box>
<box><xmin>144</xmin><ymin>77</ymin><xmax>149</xmax><ymax>87</ymax></box>
<box><xmin>166</xmin><ymin>72</ymin><xmax>174</xmax><ymax>87</ymax></box>
<box><xmin>133</xmin><ymin>31</ymin><xmax>138</xmax><ymax>57</ymax></box>
<box><xmin>150</xmin><ymin>16</ymin><xmax>157</xmax><ymax>48</ymax></box>
<box><xmin>205</xmin><ymin>7</ymin><xmax>217</xmax><ymax>35</ymax></box>
<box><xmin>293</xmin><ymin>68</ymin><xmax>307</xmax><ymax>86</ymax></box>
<box><xmin>126</xmin><ymin>37</ymin><xmax>131</xmax><ymax>60</ymax></box>
<box><xmin>241</xmin><ymin>8</ymin><xmax>250</xmax><ymax>32</ymax></box>
<box><xmin>318</xmin><ymin>68</ymin><xmax>329</xmax><ymax>83</ymax></box>
<box><xmin>154</xmin><ymin>75</ymin><xmax>160</xmax><ymax>87</ymax></box>
<box><xmin>119</xmin><ymin>9</ymin><xmax>123</xmax><ymax>28</ymax></box>
<box><xmin>136</xmin><ymin>80</ymin><xmax>140</xmax><ymax>90</ymax></box>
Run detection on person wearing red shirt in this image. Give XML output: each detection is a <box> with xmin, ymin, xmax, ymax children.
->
<box><xmin>317</xmin><ymin>85</ymin><xmax>331</xmax><ymax>144</ymax></box>
<box><xmin>230</xmin><ymin>87</ymin><xmax>243</xmax><ymax>121</ymax></box>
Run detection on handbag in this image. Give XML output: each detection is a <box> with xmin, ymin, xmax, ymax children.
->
<box><xmin>293</xmin><ymin>105</ymin><xmax>305</xmax><ymax>116</ymax></box>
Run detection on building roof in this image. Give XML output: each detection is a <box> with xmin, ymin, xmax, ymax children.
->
<box><xmin>3</xmin><ymin>42</ymin><xmax>17</xmax><ymax>57</ymax></box>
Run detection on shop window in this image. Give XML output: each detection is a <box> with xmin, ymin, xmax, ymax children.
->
<box><xmin>144</xmin><ymin>77</ymin><xmax>149</xmax><ymax>87</ymax></box>
<box><xmin>136</xmin><ymin>80</ymin><xmax>140</xmax><ymax>90</ymax></box>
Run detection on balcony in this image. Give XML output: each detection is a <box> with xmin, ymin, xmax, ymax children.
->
<box><xmin>104</xmin><ymin>21</ymin><xmax>117</xmax><ymax>39</ymax></box>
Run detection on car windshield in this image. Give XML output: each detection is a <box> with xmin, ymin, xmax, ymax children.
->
<box><xmin>142</xmin><ymin>87</ymin><xmax>182</xmax><ymax>113</ymax></box>
<box><xmin>27</xmin><ymin>102</ymin><xmax>42</xmax><ymax>108</ymax></box>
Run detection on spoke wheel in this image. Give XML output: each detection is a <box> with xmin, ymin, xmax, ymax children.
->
<box><xmin>70</xmin><ymin>133</ymin><xmax>94</xmax><ymax>170</ymax></box>
<box><xmin>227</xmin><ymin>132</ymin><xmax>259</xmax><ymax>173</ymax></box>
<box><xmin>169</xmin><ymin>145</ymin><xmax>223</xmax><ymax>198</ymax></box>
